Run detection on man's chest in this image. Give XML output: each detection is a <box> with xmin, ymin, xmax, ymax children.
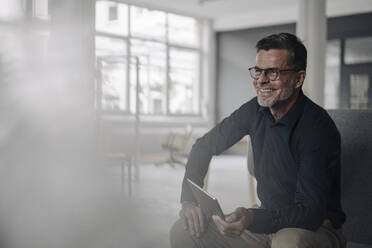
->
<box><xmin>250</xmin><ymin>117</ymin><xmax>301</xmax><ymax>185</ymax></box>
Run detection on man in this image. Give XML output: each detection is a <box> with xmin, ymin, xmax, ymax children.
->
<box><xmin>170</xmin><ymin>33</ymin><xmax>346</xmax><ymax>248</ymax></box>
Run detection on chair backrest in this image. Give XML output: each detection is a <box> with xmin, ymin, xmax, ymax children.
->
<box><xmin>163</xmin><ymin>125</ymin><xmax>193</xmax><ymax>153</ymax></box>
<box><xmin>328</xmin><ymin>109</ymin><xmax>372</xmax><ymax>245</ymax></box>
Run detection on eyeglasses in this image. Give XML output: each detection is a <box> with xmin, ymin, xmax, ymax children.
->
<box><xmin>248</xmin><ymin>67</ymin><xmax>301</xmax><ymax>81</ymax></box>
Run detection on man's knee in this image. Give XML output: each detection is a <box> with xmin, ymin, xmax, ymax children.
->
<box><xmin>271</xmin><ymin>228</ymin><xmax>316</xmax><ymax>248</ymax></box>
<box><xmin>170</xmin><ymin>219</ymin><xmax>195</xmax><ymax>248</ymax></box>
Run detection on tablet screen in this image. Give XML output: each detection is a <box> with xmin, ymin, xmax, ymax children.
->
<box><xmin>187</xmin><ymin>179</ymin><xmax>225</xmax><ymax>220</ymax></box>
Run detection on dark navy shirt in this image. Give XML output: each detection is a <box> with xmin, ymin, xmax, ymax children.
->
<box><xmin>181</xmin><ymin>90</ymin><xmax>346</xmax><ymax>234</ymax></box>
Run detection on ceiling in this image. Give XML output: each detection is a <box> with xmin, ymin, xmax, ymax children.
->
<box><xmin>123</xmin><ymin>0</ymin><xmax>372</xmax><ymax>31</ymax></box>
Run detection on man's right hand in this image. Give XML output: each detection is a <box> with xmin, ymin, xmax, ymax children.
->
<box><xmin>179</xmin><ymin>201</ymin><xmax>205</xmax><ymax>237</ymax></box>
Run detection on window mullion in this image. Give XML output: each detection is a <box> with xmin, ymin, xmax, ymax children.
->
<box><xmin>126</xmin><ymin>5</ymin><xmax>131</xmax><ymax>113</ymax></box>
<box><xmin>198</xmin><ymin>20</ymin><xmax>203</xmax><ymax>115</ymax></box>
<box><xmin>197</xmin><ymin>49</ymin><xmax>202</xmax><ymax>115</ymax></box>
<box><xmin>165</xmin><ymin>14</ymin><xmax>170</xmax><ymax>115</ymax></box>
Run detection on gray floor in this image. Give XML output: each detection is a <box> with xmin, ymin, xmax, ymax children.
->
<box><xmin>114</xmin><ymin>155</ymin><xmax>254</xmax><ymax>248</ymax></box>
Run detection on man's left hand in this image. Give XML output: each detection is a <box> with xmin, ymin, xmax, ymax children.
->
<box><xmin>212</xmin><ymin>207</ymin><xmax>253</xmax><ymax>238</ymax></box>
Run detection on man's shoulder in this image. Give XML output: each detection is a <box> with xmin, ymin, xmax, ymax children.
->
<box><xmin>235</xmin><ymin>96</ymin><xmax>260</xmax><ymax>114</ymax></box>
<box><xmin>224</xmin><ymin>97</ymin><xmax>261</xmax><ymax>132</ymax></box>
<box><xmin>300</xmin><ymin>96</ymin><xmax>339</xmax><ymax>136</ymax></box>
<box><xmin>296</xmin><ymin>96</ymin><xmax>341</xmax><ymax>156</ymax></box>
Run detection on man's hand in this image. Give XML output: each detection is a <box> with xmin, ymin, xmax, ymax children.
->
<box><xmin>179</xmin><ymin>201</ymin><xmax>205</xmax><ymax>237</ymax></box>
<box><xmin>212</xmin><ymin>207</ymin><xmax>253</xmax><ymax>238</ymax></box>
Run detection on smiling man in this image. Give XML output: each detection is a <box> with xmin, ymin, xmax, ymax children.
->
<box><xmin>170</xmin><ymin>33</ymin><xmax>346</xmax><ymax>248</ymax></box>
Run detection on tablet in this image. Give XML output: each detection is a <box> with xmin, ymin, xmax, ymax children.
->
<box><xmin>187</xmin><ymin>178</ymin><xmax>225</xmax><ymax>220</ymax></box>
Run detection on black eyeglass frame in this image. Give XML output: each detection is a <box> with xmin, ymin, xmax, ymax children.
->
<box><xmin>248</xmin><ymin>67</ymin><xmax>302</xmax><ymax>81</ymax></box>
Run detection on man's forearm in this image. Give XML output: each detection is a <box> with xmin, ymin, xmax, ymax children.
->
<box><xmin>246</xmin><ymin>204</ymin><xmax>324</xmax><ymax>234</ymax></box>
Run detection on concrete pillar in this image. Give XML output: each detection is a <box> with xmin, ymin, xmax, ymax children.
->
<box><xmin>296</xmin><ymin>0</ymin><xmax>327</xmax><ymax>107</ymax></box>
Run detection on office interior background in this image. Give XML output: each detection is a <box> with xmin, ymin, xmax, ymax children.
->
<box><xmin>1</xmin><ymin>0</ymin><xmax>372</xmax><ymax>247</ymax></box>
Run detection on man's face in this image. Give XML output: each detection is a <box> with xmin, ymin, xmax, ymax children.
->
<box><xmin>253</xmin><ymin>49</ymin><xmax>298</xmax><ymax>108</ymax></box>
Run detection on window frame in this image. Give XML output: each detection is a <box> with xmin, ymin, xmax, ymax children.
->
<box><xmin>95</xmin><ymin>1</ymin><xmax>204</xmax><ymax>118</ymax></box>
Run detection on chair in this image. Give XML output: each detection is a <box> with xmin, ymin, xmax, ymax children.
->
<box><xmin>160</xmin><ymin>124</ymin><xmax>193</xmax><ymax>167</ymax></box>
<box><xmin>328</xmin><ymin>110</ymin><xmax>372</xmax><ymax>248</ymax></box>
<box><xmin>138</xmin><ymin>125</ymin><xmax>194</xmax><ymax>167</ymax></box>
<box><xmin>246</xmin><ymin>135</ymin><xmax>259</xmax><ymax>207</ymax></box>
<box><xmin>98</xmin><ymin>126</ymin><xmax>135</xmax><ymax>197</ymax></box>
<box><xmin>202</xmin><ymin>137</ymin><xmax>253</xmax><ymax>192</ymax></box>
<box><xmin>105</xmin><ymin>153</ymin><xmax>132</xmax><ymax>196</ymax></box>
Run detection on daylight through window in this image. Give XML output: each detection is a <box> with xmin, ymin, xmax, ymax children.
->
<box><xmin>95</xmin><ymin>1</ymin><xmax>201</xmax><ymax>116</ymax></box>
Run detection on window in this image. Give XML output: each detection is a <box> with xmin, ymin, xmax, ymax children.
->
<box><xmin>324</xmin><ymin>40</ymin><xmax>341</xmax><ymax>109</ymax></box>
<box><xmin>108</xmin><ymin>5</ymin><xmax>118</xmax><ymax>21</ymax></box>
<box><xmin>95</xmin><ymin>1</ymin><xmax>201</xmax><ymax>116</ymax></box>
<box><xmin>344</xmin><ymin>36</ymin><xmax>372</xmax><ymax>64</ymax></box>
<box><xmin>33</xmin><ymin>0</ymin><xmax>50</xmax><ymax>20</ymax></box>
<box><xmin>96</xmin><ymin>1</ymin><xmax>128</xmax><ymax>36</ymax></box>
<box><xmin>349</xmin><ymin>74</ymin><xmax>370</xmax><ymax>109</ymax></box>
<box><xmin>20</xmin><ymin>0</ymin><xmax>50</xmax><ymax>20</ymax></box>
<box><xmin>169</xmin><ymin>48</ymin><xmax>199</xmax><ymax>114</ymax></box>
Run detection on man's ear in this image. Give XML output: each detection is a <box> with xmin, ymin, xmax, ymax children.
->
<box><xmin>295</xmin><ymin>70</ymin><xmax>306</xmax><ymax>89</ymax></box>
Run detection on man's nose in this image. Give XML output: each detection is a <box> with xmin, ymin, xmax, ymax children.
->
<box><xmin>256</xmin><ymin>71</ymin><xmax>269</xmax><ymax>84</ymax></box>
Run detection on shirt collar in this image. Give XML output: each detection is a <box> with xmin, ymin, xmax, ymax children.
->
<box><xmin>258</xmin><ymin>90</ymin><xmax>306</xmax><ymax>128</ymax></box>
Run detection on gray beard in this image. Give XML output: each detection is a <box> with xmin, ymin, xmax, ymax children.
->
<box><xmin>257</xmin><ymin>79</ymin><xmax>296</xmax><ymax>108</ymax></box>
